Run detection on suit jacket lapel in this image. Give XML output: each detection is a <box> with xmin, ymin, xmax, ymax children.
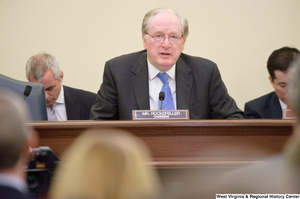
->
<box><xmin>176</xmin><ymin>56</ymin><xmax>193</xmax><ymax>109</ymax></box>
<box><xmin>64</xmin><ymin>86</ymin><xmax>80</xmax><ymax>120</ymax></box>
<box><xmin>131</xmin><ymin>52</ymin><xmax>150</xmax><ymax>110</ymax></box>
<box><xmin>266</xmin><ymin>92</ymin><xmax>282</xmax><ymax>119</ymax></box>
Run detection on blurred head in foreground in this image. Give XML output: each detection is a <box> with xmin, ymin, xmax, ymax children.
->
<box><xmin>283</xmin><ymin>55</ymin><xmax>300</xmax><ymax>192</ymax></box>
<box><xmin>0</xmin><ymin>89</ymin><xmax>38</xmax><ymax>184</ymax></box>
<box><xmin>49</xmin><ymin>128</ymin><xmax>161</xmax><ymax>199</ymax></box>
<box><xmin>288</xmin><ymin>55</ymin><xmax>300</xmax><ymax>122</ymax></box>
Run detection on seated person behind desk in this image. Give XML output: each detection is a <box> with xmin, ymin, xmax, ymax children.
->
<box><xmin>244</xmin><ymin>47</ymin><xmax>300</xmax><ymax>119</ymax></box>
<box><xmin>0</xmin><ymin>89</ymin><xmax>38</xmax><ymax>199</ymax></box>
<box><xmin>49</xmin><ymin>129</ymin><xmax>161</xmax><ymax>199</ymax></box>
<box><xmin>26</xmin><ymin>53</ymin><xmax>96</xmax><ymax>121</ymax></box>
<box><xmin>90</xmin><ymin>8</ymin><xmax>244</xmax><ymax>120</ymax></box>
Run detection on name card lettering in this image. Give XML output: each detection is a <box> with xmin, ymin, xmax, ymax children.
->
<box><xmin>132</xmin><ymin>110</ymin><xmax>189</xmax><ymax>120</ymax></box>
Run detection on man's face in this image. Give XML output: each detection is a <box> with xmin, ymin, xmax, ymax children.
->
<box><xmin>29</xmin><ymin>69</ymin><xmax>63</xmax><ymax>107</ymax></box>
<box><xmin>269</xmin><ymin>70</ymin><xmax>290</xmax><ymax>105</ymax></box>
<box><xmin>142</xmin><ymin>12</ymin><xmax>186</xmax><ymax>72</ymax></box>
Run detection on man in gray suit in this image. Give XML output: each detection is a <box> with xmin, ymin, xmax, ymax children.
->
<box><xmin>90</xmin><ymin>8</ymin><xmax>244</xmax><ymax>120</ymax></box>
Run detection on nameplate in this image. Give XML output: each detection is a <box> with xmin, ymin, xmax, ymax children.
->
<box><xmin>132</xmin><ymin>110</ymin><xmax>189</xmax><ymax>120</ymax></box>
<box><xmin>282</xmin><ymin>109</ymin><xmax>296</xmax><ymax>119</ymax></box>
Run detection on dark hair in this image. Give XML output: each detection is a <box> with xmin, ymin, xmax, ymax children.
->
<box><xmin>267</xmin><ymin>46</ymin><xmax>300</xmax><ymax>80</ymax></box>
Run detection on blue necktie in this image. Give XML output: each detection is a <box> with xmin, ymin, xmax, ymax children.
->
<box><xmin>157</xmin><ymin>73</ymin><xmax>175</xmax><ymax>110</ymax></box>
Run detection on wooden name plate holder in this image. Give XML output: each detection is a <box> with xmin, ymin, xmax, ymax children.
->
<box><xmin>282</xmin><ymin>109</ymin><xmax>296</xmax><ymax>119</ymax></box>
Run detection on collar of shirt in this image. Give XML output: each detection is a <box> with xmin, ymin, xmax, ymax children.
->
<box><xmin>56</xmin><ymin>84</ymin><xmax>65</xmax><ymax>105</ymax></box>
<box><xmin>147</xmin><ymin>59</ymin><xmax>176</xmax><ymax>81</ymax></box>
<box><xmin>147</xmin><ymin>59</ymin><xmax>177</xmax><ymax>110</ymax></box>
<box><xmin>46</xmin><ymin>85</ymin><xmax>68</xmax><ymax>121</ymax></box>
<box><xmin>0</xmin><ymin>173</ymin><xmax>28</xmax><ymax>193</ymax></box>
<box><xmin>47</xmin><ymin>85</ymin><xmax>65</xmax><ymax>111</ymax></box>
<box><xmin>279</xmin><ymin>99</ymin><xmax>287</xmax><ymax>110</ymax></box>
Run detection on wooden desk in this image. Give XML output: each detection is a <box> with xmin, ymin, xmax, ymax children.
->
<box><xmin>29</xmin><ymin>119</ymin><xmax>295</xmax><ymax>169</ymax></box>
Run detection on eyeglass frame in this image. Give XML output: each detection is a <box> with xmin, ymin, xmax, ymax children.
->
<box><xmin>146</xmin><ymin>33</ymin><xmax>183</xmax><ymax>44</ymax></box>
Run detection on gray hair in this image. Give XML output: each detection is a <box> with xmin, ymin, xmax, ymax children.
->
<box><xmin>141</xmin><ymin>8</ymin><xmax>189</xmax><ymax>39</ymax></box>
<box><xmin>26</xmin><ymin>53</ymin><xmax>61</xmax><ymax>82</ymax></box>
<box><xmin>288</xmin><ymin>55</ymin><xmax>300</xmax><ymax>122</ymax></box>
<box><xmin>0</xmin><ymin>89</ymin><xmax>31</xmax><ymax>169</ymax></box>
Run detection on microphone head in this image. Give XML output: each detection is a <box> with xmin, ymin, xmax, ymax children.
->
<box><xmin>159</xmin><ymin>92</ymin><xmax>165</xmax><ymax>101</ymax></box>
<box><xmin>24</xmin><ymin>85</ymin><xmax>32</xmax><ymax>97</ymax></box>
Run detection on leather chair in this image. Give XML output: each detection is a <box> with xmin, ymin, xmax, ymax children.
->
<box><xmin>0</xmin><ymin>74</ymin><xmax>48</xmax><ymax>121</ymax></box>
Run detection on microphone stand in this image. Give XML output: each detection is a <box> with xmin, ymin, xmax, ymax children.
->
<box><xmin>159</xmin><ymin>91</ymin><xmax>165</xmax><ymax>110</ymax></box>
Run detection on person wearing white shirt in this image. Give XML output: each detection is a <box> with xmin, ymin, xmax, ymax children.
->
<box><xmin>90</xmin><ymin>8</ymin><xmax>244</xmax><ymax>120</ymax></box>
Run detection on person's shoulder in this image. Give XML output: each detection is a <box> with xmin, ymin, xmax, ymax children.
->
<box><xmin>180</xmin><ymin>53</ymin><xmax>217</xmax><ymax>67</ymax></box>
<box><xmin>245</xmin><ymin>92</ymin><xmax>276</xmax><ymax>106</ymax></box>
<box><xmin>0</xmin><ymin>186</ymin><xmax>33</xmax><ymax>199</ymax></box>
<box><xmin>63</xmin><ymin>85</ymin><xmax>96</xmax><ymax>98</ymax></box>
<box><xmin>107</xmin><ymin>50</ymin><xmax>146</xmax><ymax>63</ymax></box>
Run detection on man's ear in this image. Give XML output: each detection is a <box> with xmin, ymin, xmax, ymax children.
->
<box><xmin>181</xmin><ymin>37</ymin><xmax>186</xmax><ymax>51</ymax></box>
<box><xmin>142</xmin><ymin>34</ymin><xmax>147</xmax><ymax>49</ymax></box>
<box><xmin>60</xmin><ymin>71</ymin><xmax>64</xmax><ymax>83</ymax></box>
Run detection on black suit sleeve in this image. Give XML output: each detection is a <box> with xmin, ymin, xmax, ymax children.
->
<box><xmin>243</xmin><ymin>92</ymin><xmax>282</xmax><ymax>119</ymax></box>
<box><xmin>90</xmin><ymin>61</ymin><xmax>119</xmax><ymax>120</ymax></box>
<box><xmin>208</xmin><ymin>64</ymin><xmax>245</xmax><ymax>119</ymax></box>
<box><xmin>244</xmin><ymin>102</ymin><xmax>261</xmax><ymax>119</ymax></box>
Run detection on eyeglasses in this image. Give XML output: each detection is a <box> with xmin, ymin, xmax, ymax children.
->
<box><xmin>146</xmin><ymin>33</ymin><xmax>183</xmax><ymax>44</ymax></box>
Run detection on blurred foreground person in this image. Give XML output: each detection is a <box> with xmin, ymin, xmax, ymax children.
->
<box><xmin>49</xmin><ymin>129</ymin><xmax>161</xmax><ymax>199</ymax></box>
<box><xmin>283</xmin><ymin>55</ymin><xmax>300</xmax><ymax>192</ymax></box>
<box><xmin>162</xmin><ymin>56</ymin><xmax>300</xmax><ymax>198</ymax></box>
<box><xmin>0</xmin><ymin>89</ymin><xmax>38</xmax><ymax>199</ymax></box>
<box><xmin>217</xmin><ymin>55</ymin><xmax>300</xmax><ymax>194</ymax></box>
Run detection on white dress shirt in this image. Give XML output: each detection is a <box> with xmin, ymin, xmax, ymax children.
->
<box><xmin>47</xmin><ymin>85</ymin><xmax>68</xmax><ymax>121</ymax></box>
<box><xmin>148</xmin><ymin>59</ymin><xmax>177</xmax><ymax>110</ymax></box>
<box><xmin>279</xmin><ymin>99</ymin><xmax>287</xmax><ymax>110</ymax></box>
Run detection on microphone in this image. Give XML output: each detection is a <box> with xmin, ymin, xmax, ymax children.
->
<box><xmin>159</xmin><ymin>92</ymin><xmax>165</xmax><ymax>110</ymax></box>
<box><xmin>23</xmin><ymin>85</ymin><xmax>32</xmax><ymax>101</ymax></box>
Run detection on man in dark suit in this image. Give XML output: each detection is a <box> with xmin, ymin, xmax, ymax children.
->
<box><xmin>90</xmin><ymin>8</ymin><xmax>244</xmax><ymax>120</ymax></box>
<box><xmin>244</xmin><ymin>47</ymin><xmax>300</xmax><ymax>119</ymax></box>
<box><xmin>0</xmin><ymin>89</ymin><xmax>39</xmax><ymax>199</ymax></box>
<box><xmin>26</xmin><ymin>53</ymin><xmax>96</xmax><ymax>121</ymax></box>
